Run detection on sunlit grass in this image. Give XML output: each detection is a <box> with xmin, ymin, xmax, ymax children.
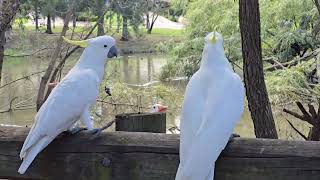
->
<box><xmin>143</xmin><ymin>28</ymin><xmax>184</xmax><ymax>36</ymax></box>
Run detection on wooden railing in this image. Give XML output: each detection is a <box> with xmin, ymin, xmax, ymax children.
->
<box><xmin>1</xmin><ymin>126</ymin><xmax>320</xmax><ymax>180</ymax></box>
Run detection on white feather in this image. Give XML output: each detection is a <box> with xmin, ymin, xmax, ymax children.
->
<box><xmin>176</xmin><ymin>32</ymin><xmax>244</xmax><ymax>180</ymax></box>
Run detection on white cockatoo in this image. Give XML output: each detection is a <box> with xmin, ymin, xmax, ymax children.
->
<box><xmin>175</xmin><ymin>32</ymin><xmax>244</xmax><ymax>180</ymax></box>
<box><xmin>18</xmin><ymin>35</ymin><xmax>118</xmax><ymax>174</ymax></box>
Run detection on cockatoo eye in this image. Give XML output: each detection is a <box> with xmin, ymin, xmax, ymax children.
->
<box><xmin>104</xmin><ymin>45</ymin><xmax>108</xmax><ymax>48</ymax></box>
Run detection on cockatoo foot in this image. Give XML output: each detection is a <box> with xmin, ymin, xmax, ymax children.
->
<box><xmin>87</xmin><ymin>120</ymin><xmax>116</xmax><ymax>139</ymax></box>
<box><xmin>66</xmin><ymin>127</ymin><xmax>87</xmax><ymax>135</ymax></box>
<box><xmin>230</xmin><ymin>133</ymin><xmax>240</xmax><ymax>139</ymax></box>
<box><xmin>231</xmin><ymin>133</ymin><xmax>240</xmax><ymax>138</ymax></box>
<box><xmin>87</xmin><ymin>128</ymin><xmax>103</xmax><ymax>136</ymax></box>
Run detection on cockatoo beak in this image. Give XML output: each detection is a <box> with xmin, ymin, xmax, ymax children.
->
<box><xmin>158</xmin><ymin>105</ymin><xmax>167</xmax><ymax>112</ymax></box>
<box><xmin>62</xmin><ymin>36</ymin><xmax>88</xmax><ymax>48</ymax></box>
<box><xmin>108</xmin><ymin>46</ymin><xmax>118</xmax><ymax>58</ymax></box>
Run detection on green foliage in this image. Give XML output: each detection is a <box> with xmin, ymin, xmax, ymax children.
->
<box><xmin>266</xmin><ymin>61</ymin><xmax>318</xmax><ymax>105</ymax></box>
<box><xmin>77</xmin><ymin>11</ymin><xmax>98</xmax><ymax>22</ymax></box>
<box><xmin>260</xmin><ymin>0</ymin><xmax>320</xmax><ymax>61</ymax></box>
<box><xmin>161</xmin><ymin>0</ymin><xmax>320</xmax><ymax>80</ymax></box>
<box><xmin>161</xmin><ymin>0</ymin><xmax>240</xmax><ymax>79</ymax></box>
<box><xmin>271</xmin><ymin>29</ymin><xmax>317</xmax><ymax>62</ymax></box>
<box><xmin>168</xmin><ymin>0</ymin><xmax>189</xmax><ymax>22</ymax></box>
<box><xmin>112</xmin><ymin>0</ymin><xmax>146</xmax><ymax>35</ymax></box>
<box><xmin>40</xmin><ymin>0</ymin><xmax>63</xmax><ymax>17</ymax></box>
<box><xmin>266</xmin><ymin>63</ymin><xmax>309</xmax><ymax>104</ymax></box>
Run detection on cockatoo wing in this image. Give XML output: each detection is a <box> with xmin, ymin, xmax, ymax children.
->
<box><xmin>18</xmin><ymin>69</ymin><xmax>99</xmax><ymax>174</ymax></box>
<box><xmin>178</xmin><ymin>71</ymin><xmax>244</xmax><ymax>180</ymax></box>
<box><xmin>179</xmin><ymin>71</ymin><xmax>207</xmax><ymax>164</ymax></box>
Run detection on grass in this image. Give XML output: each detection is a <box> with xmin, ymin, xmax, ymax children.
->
<box><xmin>143</xmin><ymin>28</ymin><xmax>184</xmax><ymax>36</ymax></box>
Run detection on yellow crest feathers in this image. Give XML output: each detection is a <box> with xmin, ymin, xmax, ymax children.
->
<box><xmin>209</xmin><ymin>33</ymin><xmax>217</xmax><ymax>44</ymax></box>
<box><xmin>62</xmin><ymin>36</ymin><xmax>88</xmax><ymax>48</ymax></box>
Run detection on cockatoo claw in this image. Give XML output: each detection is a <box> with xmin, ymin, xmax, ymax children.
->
<box><xmin>229</xmin><ymin>133</ymin><xmax>240</xmax><ymax>142</ymax></box>
<box><xmin>87</xmin><ymin>128</ymin><xmax>104</xmax><ymax>140</ymax></box>
<box><xmin>87</xmin><ymin>128</ymin><xmax>103</xmax><ymax>135</ymax></box>
<box><xmin>88</xmin><ymin>121</ymin><xmax>116</xmax><ymax>139</ymax></box>
<box><xmin>66</xmin><ymin>127</ymin><xmax>87</xmax><ymax>135</ymax></box>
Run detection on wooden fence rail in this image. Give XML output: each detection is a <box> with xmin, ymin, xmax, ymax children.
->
<box><xmin>1</xmin><ymin>126</ymin><xmax>320</xmax><ymax>180</ymax></box>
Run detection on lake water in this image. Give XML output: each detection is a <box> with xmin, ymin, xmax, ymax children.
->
<box><xmin>0</xmin><ymin>53</ymin><xmax>309</xmax><ymax>139</ymax></box>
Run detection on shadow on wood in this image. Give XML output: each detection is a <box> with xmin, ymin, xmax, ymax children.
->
<box><xmin>1</xmin><ymin>126</ymin><xmax>320</xmax><ymax>180</ymax></box>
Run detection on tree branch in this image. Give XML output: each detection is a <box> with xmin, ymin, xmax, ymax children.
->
<box><xmin>0</xmin><ymin>70</ymin><xmax>45</xmax><ymax>89</ymax></box>
<box><xmin>265</xmin><ymin>50</ymin><xmax>318</xmax><ymax>71</ymax></box>
<box><xmin>296</xmin><ymin>102</ymin><xmax>314</xmax><ymax>124</ymax></box>
<box><xmin>308</xmin><ymin>104</ymin><xmax>317</xmax><ymax>119</ymax></box>
<box><xmin>285</xmin><ymin>119</ymin><xmax>308</xmax><ymax>140</ymax></box>
<box><xmin>283</xmin><ymin>108</ymin><xmax>315</xmax><ymax>125</ymax></box>
<box><xmin>4</xmin><ymin>47</ymin><xmax>51</xmax><ymax>57</ymax></box>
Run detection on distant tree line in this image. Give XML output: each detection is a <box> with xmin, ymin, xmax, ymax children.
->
<box><xmin>17</xmin><ymin>0</ymin><xmax>176</xmax><ymax>40</ymax></box>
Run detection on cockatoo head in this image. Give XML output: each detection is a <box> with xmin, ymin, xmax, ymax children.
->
<box><xmin>62</xmin><ymin>35</ymin><xmax>118</xmax><ymax>59</ymax></box>
<box><xmin>201</xmin><ymin>32</ymin><xmax>226</xmax><ymax>65</ymax></box>
<box><xmin>204</xmin><ymin>31</ymin><xmax>223</xmax><ymax>47</ymax></box>
<box><xmin>150</xmin><ymin>104</ymin><xmax>167</xmax><ymax>113</ymax></box>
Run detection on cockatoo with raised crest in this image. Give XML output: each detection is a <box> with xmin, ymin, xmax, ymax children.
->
<box><xmin>175</xmin><ymin>32</ymin><xmax>244</xmax><ymax>180</ymax></box>
<box><xmin>18</xmin><ymin>35</ymin><xmax>118</xmax><ymax>174</ymax></box>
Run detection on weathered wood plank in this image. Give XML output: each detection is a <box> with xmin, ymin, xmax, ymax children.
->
<box><xmin>1</xmin><ymin>126</ymin><xmax>320</xmax><ymax>180</ymax></box>
<box><xmin>115</xmin><ymin>113</ymin><xmax>166</xmax><ymax>133</ymax></box>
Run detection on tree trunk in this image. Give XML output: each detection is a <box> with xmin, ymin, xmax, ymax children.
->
<box><xmin>148</xmin><ymin>14</ymin><xmax>158</xmax><ymax>34</ymax></box>
<box><xmin>34</xmin><ymin>0</ymin><xmax>39</xmax><ymax>31</ymax></box>
<box><xmin>0</xmin><ymin>0</ymin><xmax>20</xmax><ymax>84</ymax></box>
<box><xmin>146</xmin><ymin>12</ymin><xmax>150</xmax><ymax>29</ymax></box>
<box><xmin>52</xmin><ymin>15</ymin><xmax>55</xmax><ymax>29</ymax></box>
<box><xmin>96</xmin><ymin>0</ymin><xmax>105</xmax><ymax>36</ymax></box>
<box><xmin>116</xmin><ymin>13</ymin><xmax>120</xmax><ymax>33</ymax></box>
<box><xmin>108</xmin><ymin>11</ymin><xmax>112</xmax><ymax>31</ymax></box>
<box><xmin>45</xmin><ymin>14</ymin><xmax>53</xmax><ymax>34</ymax></box>
<box><xmin>121</xmin><ymin>16</ymin><xmax>129</xmax><ymax>41</ymax></box>
<box><xmin>72</xmin><ymin>14</ymin><xmax>77</xmax><ymax>28</ymax></box>
<box><xmin>97</xmin><ymin>16</ymin><xmax>105</xmax><ymax>36</ymax></box>
<box><xmin>312</xmin><ymin>0</ymin><xmax>320</xmax><ymax>36</ymax></box>
<box><xmin>239</xmin><ymin>0</ymin><xmax>278</xmax><ymax>139</ymax></box>
<box><xmin>314</xmin><ymin>0</ymin><xmax>320</xmax><ymax>15</ymax></box>
<box><xmin>72</xmin><ymin>4</ymin><xmax>77</xmax><ymax>28</ymax></box>
<box><xmin>0</xmin><ymin>32</ymin><xmax>5</xmax><ymax>84</ymax></box>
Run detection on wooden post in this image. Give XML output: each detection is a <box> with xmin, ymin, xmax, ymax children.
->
<box><xmin>115</xmin><ymin>113</ymin><xmax>166</xmax><ymax>133</ymax></box>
